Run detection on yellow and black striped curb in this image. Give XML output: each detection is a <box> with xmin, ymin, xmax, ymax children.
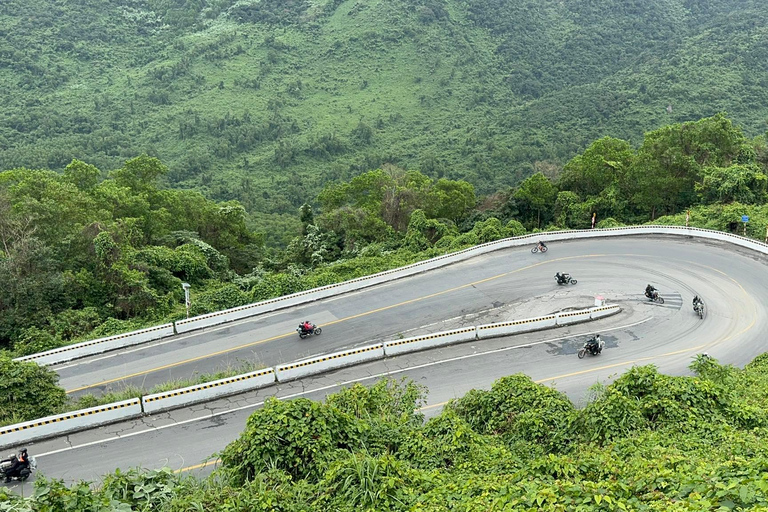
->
<box><xmin>591</xmin><ymin>306</ymin><xmax>620</xmax><ymax>313</ymax></box>
<box><xmin>385</xmin><ymin>327</ymin><xmax>477</xmax><ymax>347</ymax></box>
<box><xmin>143</xmin><ymin>369</ymin><xmax>275</xmax><ymax>403</ymax></box>
<box><xmin>478</xmin><ymin>316</ymin><xmax>557</xmax><ymax>330</ymax></box>
<box><xmin>0</xmin><ymin>399</ymin><xmax>141</xmax><ymax>436</ymax></box>
<box><xmin>277</xmin><ymin>345</ymin><xmax>382</xmax><ymax>371</ymax></box>
<box><xmin>557</xmin><ymin>311</ymin><xmax>592</xmax><ymax>319</ymax></box>
<box><xmin>21</xmin><ymin>324</ymin><xmax>173</xmax><ymax>360</ymax></box>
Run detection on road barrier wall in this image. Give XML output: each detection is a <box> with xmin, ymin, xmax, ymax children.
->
<box><xmin>0</xmin><ymin>301</ymin><xmax>623</xmax><ymax>447</ymax></box>
<box><xmin>383</xmin><ymin>327</ymin><xmax>478</xmax><ymax>357</ymax></box>
<box><xmin>476</xmin><ymin>315</ymin><xmax>558</xmax><ymax>339</ymax></box>
<box><xmin>0</xmin><ymin>399</ymin><xmax>143</xmax><ymax>450</ymax></box>
<box><xmin>590</xmin><ymin>305</ymin><xmax>622</xmax><ymax>319</ymax></box>
<box><xmin>19</xmin><ymin>225</ymin><xmax>768</xmax><ymax>364</ymax></box>
<box><xmin>556</xmin><ymin>309</ymin><xmax>594</xmax><ymax>326</ymax></box>
<box><xmin>15</xmin><ymin>324</ymin><xmax>175</xmax><ymax>366</ymax></box>
<box><xmin>142</xmin><ymin>369</ymin><xmax>276</xmax><ymax>414</ymax></box>
<box><xmin>275</xmin><ymin>344</ymin><xmax>384</xmax><ymax>382</ymax></box>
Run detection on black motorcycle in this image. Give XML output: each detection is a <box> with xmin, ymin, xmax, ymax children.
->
<box><xmin>578</xmin><ymin>337</ymin><xmax>604</xmax><ymax>359</ymax></box>
<box><xmin>0</xmin><ymin>455</ymin><xmax>35</xmax><ymax>483</ymax></box>
<box><xmin>555</xmin><ymin>273</ymin><xmax>577</xmax><ymax>285</ymax></box>
<box><xmin>297</xmin><ymin>323</ymin><xmax>322</xmax><ymax>339</ymax></box>
<box><xmin>645</xmin><ymin>289</ymin><xmax>665</xmax><ymax>304</ymax></box>
<box><xmin>693</xmin><ymin>300</ymin><xmax>705</xmax><ymax>319</ymax></box>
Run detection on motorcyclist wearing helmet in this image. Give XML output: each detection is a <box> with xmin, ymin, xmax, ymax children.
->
<box><xmin>556</xmin><ymin>272</ymin><xmax>570</xmax><ymax>284</ymax></box>
<box><xmin>302</xmin><ymin>320</ymin><xmax>313</xmax><ymax>334</ymax></box>
<box><xmin>645</xmin><ymin>284</ymin><xmax>657</xmax><ymax>299</ymax></box>
<box><xmin>2</xmin><ymin>449</ymin><xmax>29</xmax><ymax>482</ymax></box>
<box><xmin>692</xmin><ymin>295</ymin><xmax>703</xmax><ymax>307</ymax></box>
<box><xmin>586</xmin><ymin>334</ymin><xmax>603</xmax><ymax>354</ymax></box>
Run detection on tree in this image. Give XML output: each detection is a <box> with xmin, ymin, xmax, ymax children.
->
<box><xmin>558</xmin><ymin>136</ymin><xmax>634</xmax><ymax>198</ymax></box>
<box><xmin>696</xmin><ymin>164</ymin><xmax>768</xmax><ymax>204</ymax></box>
<box><xmin>513</xmin><ymin>172</ymin><xmax>558</xmax><ymax>228</ymax></box>
<box><xmin>110</xmin><ymin>154</ymin><xmax>169</xmax><ymax>193</ymax></box>
<box><xmin>299</xmin><ymin>203</ymin><xmax>314</xmax><ymax>235</ymax></box>
<box><xmin>629</xmin><ymin>114</ymin><xmax>752</xmax><ymax>218</ymax></box>
<box><xmin>426</xmin><ymin>179</ymin><xmax>476</xmax><ymax>223</ymax></box>
<box><xmin>63</xmin><ymin>159</ymin><xmax>101</xmax><ymax>191</ymax></box>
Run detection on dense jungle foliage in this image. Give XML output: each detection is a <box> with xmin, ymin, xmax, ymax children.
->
<box><xmin>1</xmin><ymin>0</ymin><xmax>768</xmax><ymax>220</ymax></box>
<box><xmin>5</xmin><ymin>355</ymin><xmax>768</xmax><ymax>510</ymax></box>
<box><xmin>2</xmin><ymin>113</ymin><xmax>768</xmax><ymax>361</ymax></box>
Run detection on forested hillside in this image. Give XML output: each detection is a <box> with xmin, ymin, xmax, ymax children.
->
<box><xmin>1</xmin><ymin>0</ymin><xmax>768</xmax><ymax>219</ymax></box>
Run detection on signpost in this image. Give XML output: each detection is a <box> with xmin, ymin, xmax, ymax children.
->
<box><xmin>182</xmin><ymin>282</ymin><xmax>191</xmax><ymax>319</ymax></box>
<box><xmin>742</xmin><ymin>215</ymin><xmax>749</xmax><ymax>236</ymax></box>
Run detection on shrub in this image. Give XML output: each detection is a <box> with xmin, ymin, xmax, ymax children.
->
<box><xmin>220</xmin><ymin>397</ymin><xmax>357</xmax><ymax>483</ymax></box>
<box><xmin>449</xmin><ymin>374</ymin><xmax>575</xmax><ymax>451</ymax></box>
<box><xmin>0</xmin><ymin>354</ymin><xmax>67</xmax><ymax>425</ymax></box>
<box><xmin>12</xmin><ymin>327</ymin><xmax>63</xmax><ymax>357</ymax></box>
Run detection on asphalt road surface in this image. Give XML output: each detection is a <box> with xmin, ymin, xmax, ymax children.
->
<box><xmin>7</xmin><ymin>235</ymin><xmax>768</xmax><ymax>490</ymax></box>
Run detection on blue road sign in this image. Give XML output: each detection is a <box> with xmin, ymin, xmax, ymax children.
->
<box><xmin>742</xmin><ymin>215</ymin><xmax>750</xmax><ymax>222</ymax></box>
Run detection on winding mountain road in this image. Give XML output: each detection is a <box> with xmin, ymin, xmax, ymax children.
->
<box><xmin>9</xmin><ymin>235</ymin><xmax>768</xmax><ymax>488</ymax></box>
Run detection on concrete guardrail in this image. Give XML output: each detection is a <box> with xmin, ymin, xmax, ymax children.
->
<box><xmin>555</xmin><ymin>309</ymin><xmax>594</xmax><ymax>326</ymax></box>
<box><xmin>0</xmin><ymin>399</ymin><xmax>143</xmax><ymax>450</ymax></box>
<box><xmin>383</xmin><ymin>327</ymin><xmax>478</xmax><ymax>357</ymax></box>
<box><xmin>15</xmin><ymin>324</ymin><xmax>175</xmax><ymax>366</ymax></box>
<box><xmin>17</xmin><ymin>225</ymin><xmax>768</xmax><ymax>365</ymax></box>
<box><xmin>476</xmin><ymin>314</ymin><xmax>558</xmax><ymax>339</ymax></box>
<box><xmin>142</xmin><ymin>368</ymin><xmax>276</xmax><ymax>414</ymax></box>
<box><xmin>275</xmin><ymin>344</ymin><xmax>385</xmax><ymax>382</ymax></box>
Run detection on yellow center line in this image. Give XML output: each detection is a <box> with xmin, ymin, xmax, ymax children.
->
<box><xmin>69</xmin><ymin>252</ymin><xmax>751</xmax><ymax>394</ymax></box>
<box><xmin>176</xmin><ymin>264</ymin><xmax>757</xmax><ymax>475</ymax></box>
<box><xmin>417</xmin><ymin>266</ymin><xmax>758</xmax><ymax>412</ymax></box>
<box><xmin>175</xmin><ymin>459</ymin><xmax>219</xmax><ymax>473</ymax></box>
<box><xmin>67</xmin><ymin>256</ymin><xmax>576</xmax><ymax>394</ymax></box>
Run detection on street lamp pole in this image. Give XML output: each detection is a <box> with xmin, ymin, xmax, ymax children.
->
<box><xmin>182</xmin><ymin>282</ymin><xmax>191</xmax><ymax>319</ymax></box>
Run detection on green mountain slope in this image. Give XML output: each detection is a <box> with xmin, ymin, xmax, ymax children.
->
<box><xmin>1</xmin><ymin>0</ymin><xmax>767</xmax><ymax>214</ymax></box>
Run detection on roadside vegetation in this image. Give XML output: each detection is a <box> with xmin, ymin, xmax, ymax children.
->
<box><xmin>4</xmin><ymin>356</ymin><xmax>768</xmax><ymax>509</ymax></box>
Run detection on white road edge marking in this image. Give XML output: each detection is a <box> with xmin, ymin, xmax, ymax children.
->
<box><xmin>36</xmin><ymin>316</ymin><xmax>651</xmax><ymax>459</ymax></box>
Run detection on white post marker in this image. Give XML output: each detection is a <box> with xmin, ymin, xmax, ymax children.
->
<box><xmin>594</xmin><ymin>295</ymin><xmax>605</xmax><ymax>307</ymax></box>
<box><xmin>182</xmin><ymin>282</ymin><xmax>191</xmax><ymax>319</ymax></box>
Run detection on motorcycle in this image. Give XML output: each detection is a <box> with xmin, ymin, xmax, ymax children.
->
<box><xmin>531</xmin><ymin>244</ymin><xmax>548</xmax><ymax>253</ymax></box>
<box><xmin>578</xmin><ymin>337</ymin><xmax>604</xmax><ymax>359</ymax></box>
<box><xmin>693</xmin><ymin>301</ymin><xmax>705</xmax><ymax>319</ymax></box>
<box><xmin>297</xmin><ymin>323</ymin><xmax>322</xmax><ymax>339</ymax></box>
<box><xmin>645</xmin><ymin>289</ymin><xmax>665</xmax><ymax>304</ymax></box>
<box><xmin>0</xmin><ymin>455</ymin><xmax>35</xmax><ymax>483</ymax></box>
<box><xmin>555</xmin><ymin>273</ymin><xmax>577</xmax><ymax>285</ymax></box>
